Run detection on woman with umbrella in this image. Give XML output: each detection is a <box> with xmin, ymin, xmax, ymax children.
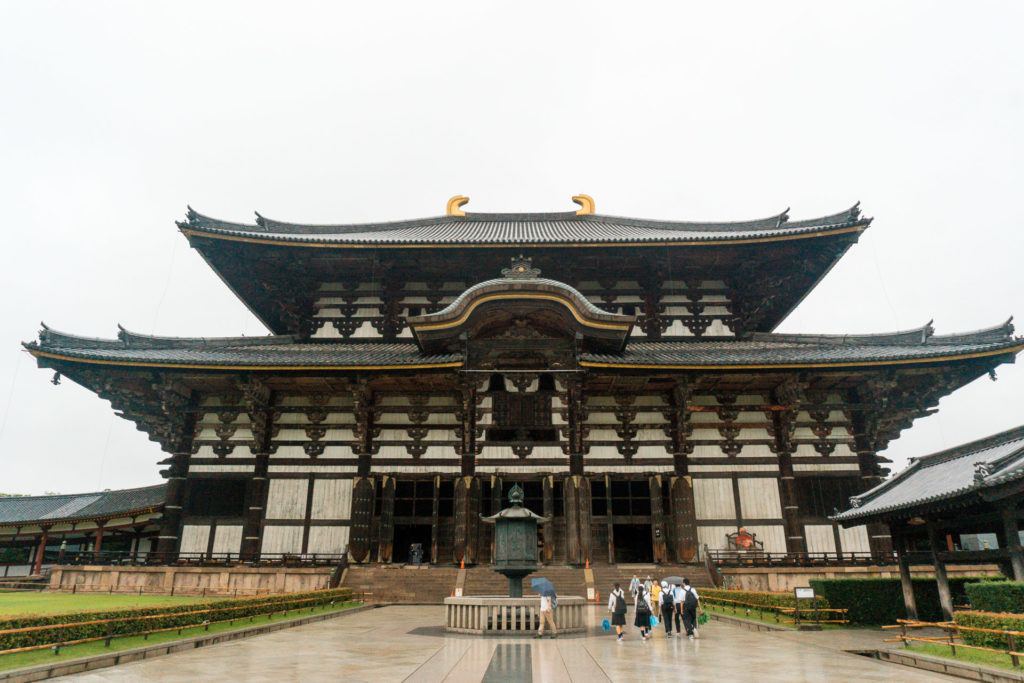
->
<box><xmin>532</xmin><ymin>577</ymin><xmax>558</xmax><ymax>639</ymax></box>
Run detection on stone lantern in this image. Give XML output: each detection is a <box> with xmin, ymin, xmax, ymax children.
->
<box><xmin>481</xmin><ymin>483</ymin><xmax>549</xmax><ymax>597</ymax></box>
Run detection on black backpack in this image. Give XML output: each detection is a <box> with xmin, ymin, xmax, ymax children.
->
<box><xmin>683</xmin><ymin>587</ymin><xmax>698</xmax><ymax>609</ymax></box>
<box><xmin>662</xmin><ymin>589</ymin><xmax>674</xmax><ymax>609</ymax></box>
<box><xmin>613</xmin><ymin>591</ymin><xmax>627</xmax><ymax>614</ymax></box>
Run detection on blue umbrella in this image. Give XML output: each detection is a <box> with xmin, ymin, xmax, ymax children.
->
<box><xmin>531</xmin><ymin>577</ymin><xmax>556</xmax><ymax>596</ymax></box>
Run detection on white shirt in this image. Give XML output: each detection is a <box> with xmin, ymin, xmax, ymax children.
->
<box><xmin>680</xmin><ymin>586</ymin><xmax>699</xmax><ymax>604</ymax></box>
<box><xmin>608</xmin><ymin>588</ymin><xmax>626</xmax><ymax>611</ymax></box>
<box><xmin>672</xmin><ymin>586</ymin><xmax>684</xmax><ymax>602</ymax></box>
<box><xmin>540</xmin><ymin>595</ymin><xmax>553</xmax><ymax>612</ymax></box>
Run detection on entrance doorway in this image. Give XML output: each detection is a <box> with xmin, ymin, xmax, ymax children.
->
<box><xmin>613</xmin><ymin>524</ymin><xmax>654</xmax><ymax>563</ymax></box>
<box><xmin>392</xmin><ymin>524</ymin><xmax>432</xmax><ymax>563</ymax></box>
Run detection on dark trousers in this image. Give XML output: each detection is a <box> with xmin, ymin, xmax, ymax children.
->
<box><xmin>661</xmin><ymin>606</ymin><xmax>674</xmax><ymax>633</ymax></box>
<box><xmin>682</xmin><ymin>606</ymin><xmax>697</xmax><ymax>636</ymax></box>
<box><xmin>674</xmin><ymin>605</ymin><xmax>682</xmax><ymax>632</ymax></box>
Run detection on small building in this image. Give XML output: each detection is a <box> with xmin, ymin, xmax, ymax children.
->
<box><xmin>0</xmin><ymin>486</ymin><xmax>164</xmax><ymax>577</ymax></box>
<box><xmin>833</xmin><ymin>425</ymin><xmax>1024</xmax><ymax>620</ymax></box>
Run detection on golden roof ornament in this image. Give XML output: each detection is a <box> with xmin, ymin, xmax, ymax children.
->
<box><xmin>446</xmin><ymin>195</ymin><xmax>469</xmax><ymax>216</ymax></box>
<box><xmin>501</xmin><ymin>255</ymin><xmax>541</xmax><ymax>279</ymax></box>
<box><xmin>572</xmin><ymin>194</ymin><xmax>595</xmax><ymax>215</ymax></box>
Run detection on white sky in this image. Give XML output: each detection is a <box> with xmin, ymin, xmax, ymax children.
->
<box><xmin>0</xmin><ymin>1</ymin><xmax>1021</xmax><ymax>494</ymax></box>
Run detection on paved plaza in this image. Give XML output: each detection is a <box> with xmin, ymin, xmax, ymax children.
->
<box><xmin>59</xmin><ymin>605</ymin><xmax>953</xmax><ymax>682</ymax></box>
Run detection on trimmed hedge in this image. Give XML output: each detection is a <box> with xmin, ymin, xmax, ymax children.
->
<box><xmin>701</xmin><ymin>588</ymin><xmax>828</xmax><ymax>610</ymax></box>
<box><xmin>954</xmin><ymin>610</ymin><xmax>1024</xmax><ymax>649</ymax></box>
<box><xmin>964</xmin><ymin>581</ymin><xmax>1024</xmax><ymax>614</ymax></box>
<box><xmin>808</xmin><ymin>578</ymin><xmax>993</xmax><ymax>625</ymax></box>
<box><xmin>0</xmin><ymin>588</ymin><xmax>353</xmax><ymax>651</ymax></box>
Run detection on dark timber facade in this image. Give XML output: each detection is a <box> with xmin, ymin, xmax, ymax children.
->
<box><xmin>24</xmin><ymin>198</ymin><xmax>1022</xmax><ymax>568</ymax></box>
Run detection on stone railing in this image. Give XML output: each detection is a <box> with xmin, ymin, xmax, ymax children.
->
<box><xmin>443</xmin><ymin>596</ymin><xmax>587</xmax><ymax>635</ymax></box>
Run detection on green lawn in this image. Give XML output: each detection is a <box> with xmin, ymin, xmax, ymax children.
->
<box><xmin>905</xmin><ymin>641</ymin><xmax>1022</xmax><ymax>673</ymax></box>
<box><xmin>705</xmin><ymin>603</ymin><xmax>795</xmax><ymax>628</ymax></box>
<box><xmin>0</xmin><ymin>601</ymin><xmax>362</xmax><ymax>672</ymax></box>
<box><xmin>0</xmin><ymin>592</ymin><xmax>214</xmax><ymax>618</ymax></box>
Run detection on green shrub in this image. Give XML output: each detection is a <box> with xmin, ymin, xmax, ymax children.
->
<box><xmin>701</xmin><ymin>588</ymin><xmax>828</xmax><ymax>610</ymax></box>
<box><xmin>808</xmin><ymin>578</ymin><xmax>992</xmax><ymax>625</ymax></box>
<box><xmin>0</xmin><ymin>588</ymin><xmax>353</xmax><ymax>651</ymax></box>
<box><xmin>964</xmin><ymin>581</ymin><xmax>1024</xmax><ymax>614</ymax></box>
<box><xmin>954</xmin><ymin>610</ymin><xmax>1024</xmax><ymax>649</ymax></box>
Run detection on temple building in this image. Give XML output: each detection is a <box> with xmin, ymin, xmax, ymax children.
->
<box><xmin>22</xmin><ymin>196</ymin><xmax>1022</xmax><ymax>570</ymax></box>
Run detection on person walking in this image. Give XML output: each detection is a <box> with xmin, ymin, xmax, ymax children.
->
<box><xmin>607</xmin><ymin>582</ymin><xmax>628</xmax><ymax>642</ymax></box>
<box><xmin>658</xmin><ymin>580</ymin><xmax>675</xmax><ymax>637</ymax></box>
<box><xmin>629</xmin><ymin>574</ymin><xmax>640</xmax><ymax>598</ymax></box>
<box><xmin>536</xmin><ymin>590</ymin><xmax>558</xmax><ymax>639</ymax></box>
<box><xmin>643</xmin><ymin>575</ymin><xmax>653</xmax><ymax>594</ymax></box>
<box><xmin>681</xmin><ymin>578</ymin><xmax>700</xmax><ymax>639</ymax></box>
<box><xmin>671</xmin><ymin>582</ymin><xmax>684</xmax><ymax>634</ymax></box>
<box><xmin>634</xmin><ymin>584</ymin><xmax>654</xmax><ymax>641</ymax></box>
<box><xmin>651</xmin><ymin>580</ymin><xmax>661</xmax><ymax>611</ymax></box>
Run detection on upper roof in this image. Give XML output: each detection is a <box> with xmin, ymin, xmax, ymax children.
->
<box><xmin>24</xmin><ymin>319</ymin><xmax>1021</xmax><ymax>371</ymax></box>
<box><xmin>833</xmin><ymin>424</ymin><xmax>1024</xmax><ymax>523</ymax></box>
<box><xmin>178</xmin><ymin>203</ymin><xmax>870</xmax><ymax>247</ymax></box>
<box><xmin>0</xmin><ymin>485</ymin><xmax>165</xmax><ymax>527</ymax></box>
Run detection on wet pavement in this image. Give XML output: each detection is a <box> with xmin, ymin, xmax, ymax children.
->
<box><xmin>59</xmin><ymin>605</ymin><xmax>954</xmax><ymax>682</ymax></box>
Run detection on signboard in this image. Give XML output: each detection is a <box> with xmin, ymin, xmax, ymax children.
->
<box><xmin>455</xmin><ymin>588</ymin><xmax>463</xmax><ymax>597</ymax></box>
<box><xmin>794</xmin><ymin>587</ymin><xmax>815</xmax><ymax>600</ymax></box>
<box><xmin>587</xmin><ymin>587</ymin><xmax>595</xmax><ymax>600</ymax></box>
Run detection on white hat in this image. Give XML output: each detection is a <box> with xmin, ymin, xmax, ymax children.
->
<box><xmin>661</xmin><ymin>581</ymin><xmax>668</xmax><ymax>588</ymax></box>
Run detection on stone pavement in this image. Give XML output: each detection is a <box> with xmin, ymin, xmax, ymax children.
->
<box><xmin>58</xmin><ymin>605</ymin><xmax>955</xmax><ymax>682</ymax></box>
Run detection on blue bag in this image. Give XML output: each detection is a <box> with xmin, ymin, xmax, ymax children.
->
<box><xmin>602</xmin><ymin>618</ymin><xmax>611</xmax><ymax>631</ymax></box>
<box><xmin>649</xmin><ymin>614</ymin><xmax>658</xmax><ymax>628</ymax></box>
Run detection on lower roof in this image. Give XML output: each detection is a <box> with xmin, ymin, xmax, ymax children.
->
<box><xmin>0</xmin><ymin>485</ymin><xmax>165</xmax><ymax>528</ymax></box>
<box><xmin>833</xmin><ymin>425</ymin><xmax>1024</xmax><ymax>524</ymax></box>
<box><xmin>24</xmin><ymin>321</ymin><xmax>1023</xmax><ymax>371</ymax></box>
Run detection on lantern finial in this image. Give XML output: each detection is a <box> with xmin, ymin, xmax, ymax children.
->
<box><xmin>508</xmin><ymin>483</ymin><xmax>525</xmax><ymax>506</ymax></box>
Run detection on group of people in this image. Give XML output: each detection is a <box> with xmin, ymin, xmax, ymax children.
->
<box><xmin>606</xmin><ymin>575</ymin><xmax>701</xmax><ymax>642</ymax></box>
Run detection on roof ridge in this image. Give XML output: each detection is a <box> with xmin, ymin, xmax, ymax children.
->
<box><xmin>914</xmin><ymin>423</ymin><xmax>1024</xmax><ymax>467</ymax></box>
<box><xmin>0</xmin><ymin>484</ymin><xmax>165</xmax><ymax>502</ymax></box>
<box><xmin>749</xmin><ymin>322</ymin><xmax>935</xmax><ymax>346</ymax></box>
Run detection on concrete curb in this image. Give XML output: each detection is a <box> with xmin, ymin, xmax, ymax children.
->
<box><xmin>0</xmin><ymin>604</ymin><xmax>377</xmax><ymax>683</ymax></box>
<box><xmin>857</xmin><ymin>648</ymin><xmax>1024</xmax><ymax>683</ymax></box>
<box><xmin>708</xmin><ymin>611</ymin><xmax>792</xmax><ymax>632</ymax></box>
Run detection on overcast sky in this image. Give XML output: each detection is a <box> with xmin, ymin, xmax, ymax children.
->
<box><xmin>0</xmin><ymin>2</ymin><xmax>1021</xmax><ymax>494</ymax></box>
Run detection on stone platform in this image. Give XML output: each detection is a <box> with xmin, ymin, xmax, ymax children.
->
<box><xmin>48</xmin><ymin>565</ymin><xmax>332</xmax><ymax>595</ymax></box>
<box><xmin>444</xmin><ymin>596</ymin><xmax>586</xmax><ymax>635</ymax></box>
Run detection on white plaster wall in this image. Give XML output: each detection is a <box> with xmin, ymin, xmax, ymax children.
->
<box><xmin>697</xmin><ymin>525</ymin><xmax>738</xmax><ymax>553</ymax></box>
<box><xmin>805</xmin><ymin>525</ymin><xmax>837</xmax><ymax>553</ymax></box>
<box><xmin>694</xmin><ymin>478</ymin><xmax>736</xmax><ymax>520</ymax></box>
<box><xmin>738</xmin><ymin>478</ymin><xmax>783</xmax><ymax>519</ymax></box>
<box><xmin>211</xmin><ymin>525</ymin><xmax>242</xmax><ymax>555</ymax></box>
<box><xmin>260</xmin><ymin>526</ymin><xmax>304</xmax><ymax>555</ymax></box>
<box><xmin>311</xmin><ymin>479</ymin><xmax>352</xmax><ymax>519</ymax></box>
<box><xmin>307</xmin><ymin>526</ymin><xmax>349</xmax><ymax>555</ymax></box>
<box><xmin>179</xmin><ymin>525</ymin><xmax>210</xmax><ymax>554</ymax></box>
<box><xmin>838</xmin><ymin>525</ymin><xmax>871</xmax><ymax>553</ymax></box>
<box><xmin>265</xmin><ymin>480</ymin><xmax>308</xmax><ymax>519</ymax></box>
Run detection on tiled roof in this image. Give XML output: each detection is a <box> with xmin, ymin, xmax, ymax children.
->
<box><xmin>833</xmin><ymin>425</ymin><xmax>1024</xmax><ymax>523</ymax></box>
<box><xmin>0</xmin><ymin>485</ymin><xmax>165</xmax><ymax>526</ymax></box>
<box><xmin>177</xmin><ymin>204</ymin><xmax>870</xmax><ymax>246</ymax></box>
<box><xmin>24</xmin><ymin>321</ymin><xmax>1021</xmax><ymax>370</ymax></box>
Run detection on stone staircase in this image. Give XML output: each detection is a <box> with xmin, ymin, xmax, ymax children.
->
<box><xmin>342</xmin><ymin>564</ymin><xmax>461</xmax><ymax>604</ymax></box>
<box><xmin>462</xmin><ymin>565</ymin><xmax>587</xmax><ymax>598</ymax></box>
<box><xmin>342</xmin><ymin>562</ymin><xmax>711</xmax><ymax>605</ymax></box>
<box><xmin>590</xmin><ymin>563</ymin><xmax>713</xmax><ymax>600</ymax></box>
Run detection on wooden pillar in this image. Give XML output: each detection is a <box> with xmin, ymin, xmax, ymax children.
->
<box><xmin>489</xmin><ymin>475</ymin><xmax>503</xmax><ymax>563</ymax></box>
<box><xmin>891</xmin><ymin>525</ymin><xmax>919</xmax><ymax>620</ymax></box>
<box><xmin>1001</xmin><ymin>503</ymin><xmax>1024</xmax><ymax>581</ymax></box>
<box><xmin>926</xmin><ymin>521</ymin><xmax>954</xmax><ymax>621</ymax></box>
<box><xmin>564</xmin><ymin>379</ymin><xmax>586</xmax><ymax>477</ymax></box>
<box><xmin>349</xmin><ymin>476</ymin><xmax>375</xmax><ymax>563</ymax></box>
<box><xmin>605</xmin><ymin>474</ymin><xmax>616</xmax><ymax>564</ymax></box>
<box><xmin>458</xmin><ymin>383</ymin><xmax>479</xmax><ymax>476</ymax></box>
<box><xmin>453</xmin><ymin>476</ymin><xmax>481</xmax><ymax>565</ymax></box>
<box><xmin>92</xmin><ymin>523</ymin><xmax>105</xmax><ymax>562</ymax></box>
<box><xmin>155</xmin><ymin>451</ymin><xmax>190</xmax><ymax>558</ymax></box>
<box><xmin>541</xmin><ymin>476</ymin><xmax>554</xmax><ymax>564</ymax></box>
<box><xmin>668</xmin><ymin>476</ymin><xmax>698</xmax><ymax>562</ymax></box>
<box><xmin>240</xmin><ymin>450</ymin><xmax>270</xmax><ymax>561</ymax></box>
<box><xmin>777</xmin><ymin>458</ymin><xmax>806</xmax><ymax>554</ymax></box>
<box><xmin>856</xmin><ymin>447</ymin><xmax>893</xmax><ymax>555</ymax></box>
<box><xmin>32</xmin><ymin>528</ymin><xmax>49</xmax><ymax>575</ymax></box>
<box><xmin>563</xmin><ymin>477</ymin><xmax>581</xmax><ymax>565</ymax></box>
<box><xmin>649</xmin><ymin>475</ymin><xmax>668</xmax><ymax>564</ymax></box>
<box><xmin>378</xmin><ymin>475</ymin><xmax>396</xmax><ymax>563</ymax></box>
<box><xmin>578</xmin><ymin>476</ymin><xmax>592</xmax><ymax>567</ymax></box>
<box><xmin>430</xmin><ymin>475</ymin><xmax>441</xmax><ymax>564</ymax></box>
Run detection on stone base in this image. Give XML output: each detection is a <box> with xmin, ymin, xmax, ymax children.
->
<box><xmin>443</xmin><ymin>596</ymin><xmax>587</xmax><ymax>635</ymax></box>
<box><xmin>48</xmin><ymin>565</ymin><xmax>333</xmax><ymax>596</ymax></box>
<box><xmin>720</xmin><ymin>564</ymin><xmax>1003</xmax><ymax>592</ymax></box>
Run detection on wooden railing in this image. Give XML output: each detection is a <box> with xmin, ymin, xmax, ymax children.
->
<box><xmin>48</xmin><ymin>550</ymin><xmax>348</xmax><ymax>568</ymax></box>
<box><xmin>707</xmin><ymin>549</ymin><xmax>899</xmax><ymax>567</ymax></box>
<box><xmin>701</xmin><ymin>595</ymin><xmax>848</xmax><ymax>625</ymax></box>
<box><xmin>883</xmin><ymin>619</ymin><xmax>1024</xmax><ymax>669</ymax></box>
